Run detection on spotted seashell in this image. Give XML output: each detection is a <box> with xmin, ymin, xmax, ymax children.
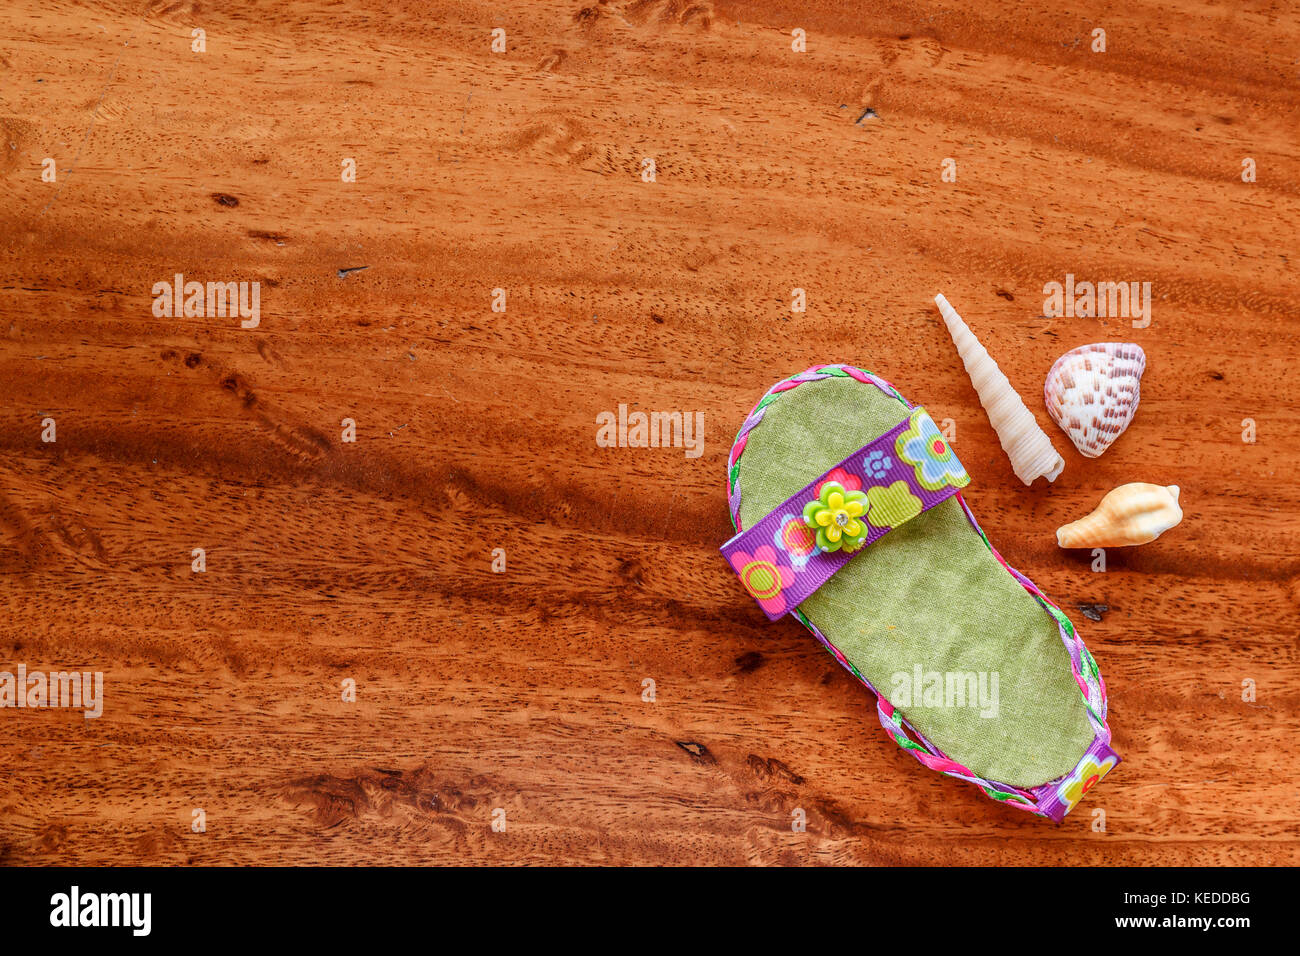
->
<box><xmin>1043</xmin><ymin>343</ymin><xmax>1146</xmax><ymax>458</ymax></box>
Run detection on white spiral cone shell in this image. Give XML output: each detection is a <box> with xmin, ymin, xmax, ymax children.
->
<box><xmin>935</xmin><ymin>294</ymin><xmax>1065</xmax><ymax>486</ymax></box>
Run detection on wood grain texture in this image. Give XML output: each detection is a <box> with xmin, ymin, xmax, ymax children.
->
<box><xmin>1</xmin><ymin>0</ymin><xmax>1298</xmax><ymax>865</ymax></box>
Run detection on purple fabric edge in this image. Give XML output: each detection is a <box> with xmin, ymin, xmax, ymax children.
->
<box><xmin>1030</xmin><ymin>737</ymin><xmax>1122</xmax><ymax>823</ymax></box>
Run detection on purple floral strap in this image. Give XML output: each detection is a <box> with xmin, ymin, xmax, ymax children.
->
<box><xmin>721</xmin><ymin>407</ymin><xmax>971</xmax><ymax>620</ymax></box>
<box><xmin>1030</xmin><ymin>737</ymin><xmax>1121</xmax><ymax>822</ymax></box>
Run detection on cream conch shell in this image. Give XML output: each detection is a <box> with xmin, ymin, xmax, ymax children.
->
<box><xmin>935</xmin><ymin>294</ymin><xmax>1065</xmax><ymax>485</ymax></box>
<box><xmin>1056</xmin><ymin>482</ymin><xmax>1183</xmax><ymax>548</ymax></box>
<box><xmin>1044</xmin><ymin>343</ymin><xmax>1146</xmax><ymax>458</ymax></box>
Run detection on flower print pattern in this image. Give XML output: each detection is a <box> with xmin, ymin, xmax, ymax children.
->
<box><xmin>864</xmin><ymin>480</ymin><xmax>922</xmax><ymax>530</ymax></box>
<box><xmin>863</xmin><ymin>449</ymin><xmax>893</xmax><ymax>480</ymax></box>
<box><xmin>815</xmin><ymin>466</ymin><xmax>862</xmax><ymax>495</ymax></box>
<box><xmin>1056</xmin><ymin>753</ymin><xmax>1117</xmax><ymax>813</ymax></box>
<box><xmin>773</xmin><ymin>513</ymin><xmax>818</xmax><ymax>568</ymax></box>
<box><xmin>802</xmin><ymin>481</ymin><xmax>868</xmax><ymax>553</ymax></box>
<box><xmin>895</xmin><ymin>409</ymin><xmax>969</xmax><ymax>491</ymax></box>
<box><xmin>727</xmin><ymin>544</ymin><xmax>796</xmax><ymax>617</ymax></box>
<box><xmin>724</xmin><ymin>409</ymin><xmax>970</xmax><ymax>620</ymax></box>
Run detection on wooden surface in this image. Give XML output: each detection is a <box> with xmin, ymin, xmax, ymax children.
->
<box><xmin>2</xmin><ymin>0</ymin><xmax>1298</xmax><ymax>866</ymax></box>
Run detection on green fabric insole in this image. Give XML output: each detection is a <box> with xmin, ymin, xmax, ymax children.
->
<box><xmin>736</xmin><ymin>375</ymin><xmax>1095</xmax><ymax>787</ymax></box>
